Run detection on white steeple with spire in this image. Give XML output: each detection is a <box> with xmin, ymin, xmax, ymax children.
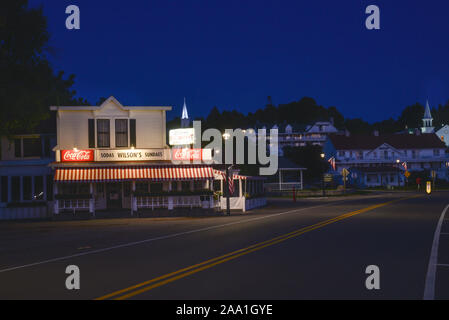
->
<box><xmin>421</xmin><ymin>100</ymin><xmax>435</xmax><ymax>133</ymax></box>
<box><xmin>181</xmin><ymin>97</ymin><xmax>190</xmax><ymax>128</ymax></box>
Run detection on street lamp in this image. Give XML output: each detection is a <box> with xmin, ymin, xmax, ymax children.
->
<box><xmin>320</xmin><ymin>153</ymin><xmax>326</xmax><ymax>197</ymax></box>
<box><xmin>223</xmin><ymin>132</ymin><xmax>232</xmax><ymax>215</ymax></box>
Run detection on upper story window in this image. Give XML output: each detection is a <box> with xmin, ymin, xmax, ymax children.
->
<box><xmin>13</xmin><ymin>137</ymin><xmax>42</xmax><ymax>158</ymax></box>
<box><xmin>97</xmin><ymin>119</ymin><xmax>110</xmax><ymax>148</ymax></box>
<box><xmin>115</xmin><ymin>119</ymin><xmax>128</xmax><ymax>147</ymax></box>
<box><xmin>23</xmin><ymin>138</ymin><xmax>42</xmax><ymax>157</ymax></box>
<box><xmin>434</xmin><ymin>149</ymin><xmax>440</xmax><ymax>156</ymax></box>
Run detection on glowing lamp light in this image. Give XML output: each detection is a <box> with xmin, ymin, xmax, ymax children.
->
<box><xmin>73</xmin><ymin>147</ymin><xmax>78</xmax><ymax>152</ymax></box>
<box><xmin>426</xmin><ymin>181</ymin><xmax>432</xmax><ymax>194</ymax></box>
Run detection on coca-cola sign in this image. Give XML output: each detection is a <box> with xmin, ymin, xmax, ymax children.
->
<box><xmin>171</xmin><ymin>148</ymin><xmax>212</xmax><ymax>162</ymax></box>
<box><xmin>61</xmin><ymin>150</ymin><xmax>94</xmax><ymax>162</ymax></box>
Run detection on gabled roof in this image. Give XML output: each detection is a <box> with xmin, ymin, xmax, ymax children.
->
<box><xmin>328</xmin><ymin>133</ymin><xmax>445</xmax><ymax>150</ymax></box>
<box><xmin>50</xmin><ymin>96</ymin><xmax>172</xmax><ymax>111</ymax></box>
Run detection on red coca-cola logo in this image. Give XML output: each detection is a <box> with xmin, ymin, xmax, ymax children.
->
<box><xmin>61</xmin><ymin>150</ymin><xmax>94</xmax><ymax>162</ymax></box>
<box><xmin>173</xmin><ymin>148</ymin><xmax>202</xmax><ymax>161</ymax></box>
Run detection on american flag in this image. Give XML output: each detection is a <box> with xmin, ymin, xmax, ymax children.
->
<box><xmin>228</xmin><ymin>174</ymin><xmax>235</xmax><ymax>195</ymax></box>
<box><xmin>328</xmin><ymin>157</ymin><xmax>336</xmax><ymax>171</ymax></box>
<box><xmin>401</xmin><ymin>162</ymin><xmax>407</xmax><ymax>171</ymax></box>
<box><xmin>213</xmin><ymin>169</ymin><xmax>235</xmax><ymax>195</ymax></box>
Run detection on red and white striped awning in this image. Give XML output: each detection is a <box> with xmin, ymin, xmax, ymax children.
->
<box><xmin>54</xmin><ymin>166</ymin><xmax>214</xmax><ymax>182</ymax></box>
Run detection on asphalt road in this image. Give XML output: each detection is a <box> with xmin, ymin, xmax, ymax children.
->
<box><xmin>0</xmin><ymin>191</ymin><xmax>448</xmax><ymax>300</ymax></box>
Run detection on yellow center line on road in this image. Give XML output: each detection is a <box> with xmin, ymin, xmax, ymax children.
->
<box><xmin>96</xmin><ymin>195</ymin><xmax>419</xmax><ymax>300</ymax></box>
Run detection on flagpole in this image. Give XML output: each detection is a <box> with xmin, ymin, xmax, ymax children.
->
<box><xmin>225</xmin><ymin>165</ymin><xmax>231</xmax><ymax>216</ymax></box>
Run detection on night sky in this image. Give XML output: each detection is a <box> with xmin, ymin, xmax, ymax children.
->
<box><xmin>29</xmin><ymin>0</ymin><xmax>449</xmax><ymax>122</ymax></box>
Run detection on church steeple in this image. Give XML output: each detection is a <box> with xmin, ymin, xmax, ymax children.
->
<box><xmin>421</xmin><ymin>100</ymin><xmax>434</xmax><ymax>133</ymax></box>
<box><xmin>181</xmin><ymin>97</ymin><xmax>190</xmax><ymax>128</ymax></box>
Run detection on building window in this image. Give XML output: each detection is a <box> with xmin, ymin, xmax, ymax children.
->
<box><xmin>43</xmin><ymin>136</ymin><xmax>51</xmax><ymax>157</ymax></box>
<box><xmin>14</xmin><ymin>139</ymin><xmax>22</xmax><ymax>157</ymax></box>
<box><xmin>151</xmin><ymin>183</ymin><xmax>163</xmax><ymax>193</ymax></box>
<box><xmin>96</xmin><ymin>183</ymin><xmax>104</xmax><ymax>195</ymax></box>
<box><xmin>115</xmin><ymin>119</ymin><xmax>128</xmax><ymax>147</ymax></box>
<box><xmin>194</xmin><ymin>181</ymin><xmax>204</xmax><ymax>190</ymax></box>
<box><xmin>1</xmin><ymin>176</ymin><xmax>8</xmax><ymax>202</ymax></box>
<box><xmin>23</xmin><ymin>138</ymin><xmax>42</xmax><ymax>157</ymax></box>
<box><xmin>11</xmin><ymin>176</ymin><xmax>20</xmax><ymax>202</ymax></box>
<box><xmin>136</xmin><ymin>182</ymin><xmax>149</xmax><ymax>193</ymax></box>
<box><xmin>181</xmin><ymin>181</ymin><xmax>190</xmax><ymax>192</ymax></box>
<box><xmin>97</xmin><ymin>119</ymin><xmax>110</xmax><ymax>148</ymax></box>
<box><xmin>434</xmin><ymin>149</ymin><xmax>440</xmax><ymax>156</ymax></box>
<box><xmin>23</xmin><ymin>176</ymin><xmax>32</xmax><ymax>200</ymax></box>
<box><xmin>34</xmin><ymin>176</ymin><xmax>44</xmax><ymax>200</ymax></box>
<box><xmin>46</xmin><ymin>175</ymin><xmax>53</xmax><ymax>200</ymax></box>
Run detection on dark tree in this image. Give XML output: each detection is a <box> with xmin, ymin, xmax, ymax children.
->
<box><xmin>0</xmin><ymin>1</ymin><xmax>88</xmax><ymax>135</ymax></box>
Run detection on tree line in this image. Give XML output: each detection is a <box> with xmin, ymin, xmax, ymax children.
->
<box><xmin>3</xmin><ymin>1</ymin><xmax>449</xmax><ymax>138</ymax></box>
<box><xmin>169</xmin><ymin>97</ymin><xmax>449</xmax><ymax>135</ymax></box>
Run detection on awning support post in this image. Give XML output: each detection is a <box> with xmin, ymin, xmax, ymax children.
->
<box><xmin>131</xmin><ymin>181</ymin><xmax>136</xmax><ymax>216</ymax></box>
<box><xmin>89</xmin><ymin>183</ymin><xmax>95</xmax><ymax>218</ymax></box>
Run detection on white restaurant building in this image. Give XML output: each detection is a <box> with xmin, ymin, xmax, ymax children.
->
<box><xmin>50</xmin><ymin>96</ymin><xmax>217</xmax><ymax>214</ymax></box>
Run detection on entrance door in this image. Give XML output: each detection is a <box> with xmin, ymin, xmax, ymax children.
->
<box><xmin>106</xmin><ymin>183</ymin><xmax>122</xmax><ymax>209</ymax></box>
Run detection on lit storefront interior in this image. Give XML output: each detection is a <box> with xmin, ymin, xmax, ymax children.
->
<box><xmin>53</xmin><ymin>164</ymin><xmax>215</xmax><ymax>214</ymax></box>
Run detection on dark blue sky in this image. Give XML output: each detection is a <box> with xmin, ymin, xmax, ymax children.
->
<box><xmin>30</xmin><ymin>0</ymin><xmax>449</xmax><ymax>122</ymax></box>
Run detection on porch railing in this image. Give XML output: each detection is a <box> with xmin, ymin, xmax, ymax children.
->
<box><xmin>57</xmin><ymin>199</ymin><xmax>92</xmax><ymax>212</ymax></box>
<box><xmin>134</xmin><ymin>195</ymin><xmax>214</xmax><ymax>210</ymax></box>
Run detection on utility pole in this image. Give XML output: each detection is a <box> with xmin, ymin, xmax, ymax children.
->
<box><xmin>225</xmin><ymin>165</ymin><xmax>231</xmax><ymax>215</ymax></box>
<box><xmin>320</xmin><ymin>153</ymin><xmax>326</xmax><ymax>197</ymax></box>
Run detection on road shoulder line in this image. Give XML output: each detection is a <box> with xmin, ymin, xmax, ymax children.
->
<box><xmin>423</xmin><ymin>203</ymin><xmax>449</xmax><ymax>300</ymax></box>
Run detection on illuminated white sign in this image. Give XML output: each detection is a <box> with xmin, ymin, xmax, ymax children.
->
<box><xmin>169</xmin><ymin>128</ymin><xmax>195</xmax><ymax>145</ymax></box>
<box><xmin>95</xmin><ymin>149</ymin><xmax>170</xmax><ymax>162</ymax></box>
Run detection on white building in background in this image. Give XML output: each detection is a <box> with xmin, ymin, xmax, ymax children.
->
<box><xmin>421</xmin><ymin>100</ymin><xmax>435</xmax><ymax>134</ymax></box>
<box><xmin>436</xmin><ymin>125</ymin><xmax>449</xmax><ymax>147</ymax></box>
<box><xmin>263</xmin><ymin>120</ymin><xmax>340</xmax><ymax>156</ymax></box>
<box><xmin>324</xmin><ymin>132</ymin><xmax>448</xmax><ymax>187</ymax></box>
<box><xmin>0</xmin><ymin>133</ymin><xmax>56</xmax><ymax>206</ymax></box>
